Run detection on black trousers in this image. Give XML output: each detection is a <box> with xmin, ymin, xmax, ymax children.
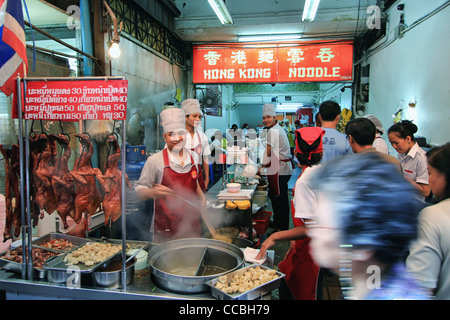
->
<box><xmin>268</xmin><ymin>174</ymin><xmax>291</xmax><ymax>231</ymax></box>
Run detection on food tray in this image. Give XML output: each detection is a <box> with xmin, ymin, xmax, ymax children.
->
<box><xmin>206</xmin><ymin>264</ymin><xmax>285</xmax><ymax>300</ymax></box>
<box><xmin>43</xmin><ymin>242</ymin><xmax>122</xmax><ymax>274</ymax></box>
<box><xmin>98</xmin><ymin>237</ymin><xmax>152</xmax><ymax>252</ymax></box>
<box><xmin>32</xmin><ymin>233</ymin><xmax>91</xmax><ymax>253</ymax></box>
<box><xmin>0</xmin><ymin>246</ymin><xmax>61</xmax><ymax>279</ymax></box>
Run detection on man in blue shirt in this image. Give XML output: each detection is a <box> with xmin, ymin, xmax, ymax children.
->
<box><xmin>318</xmin><ymin>100</ymin><xmax>351</xmax><ymax>163</ymax></box>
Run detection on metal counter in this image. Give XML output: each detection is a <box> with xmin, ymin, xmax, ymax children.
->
<box><xmin>0</xmin><ymin>252</ymin><xmax>275</xmax><ymax>300</ymax></box>
<box><xmin>205</xmin><ymin>177</ymin><xmax>258</xmax><ymax>241</ymax></box>
<box><xmin>0</xmin><ymin>268</ymin><xmax>212</xmax><ymax>300</ymax></box>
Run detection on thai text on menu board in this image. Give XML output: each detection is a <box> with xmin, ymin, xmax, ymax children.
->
<box><xmin>192</xmin><ymin>41</ymin><xmax>353</xmax><ymax>83</ymax></box>
<box><xmin>23</xmin><ymin>79</ymin><xmax>128</xmax><ymax>121</ymax></box>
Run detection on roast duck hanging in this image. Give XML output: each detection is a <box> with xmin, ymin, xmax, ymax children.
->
<box><xmin>1</xmin><ymin>131</ymin><xmax>131</xmax><ymax>242</ymax></box>
<box><xmin>69</xmin><ymin>133</ymin><xmax>102</xmax><ymax>224</ymax></box>
<box><xmin>95</xmin><ymin>133</ymin><xmax>132</xmax><ymax>225</ymax></box>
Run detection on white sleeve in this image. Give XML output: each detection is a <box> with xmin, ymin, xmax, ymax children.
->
<box><xmin>134</xmin><ymin>155</ymin><xmax>162</xmax><ymax>192</ymax></box>
<box><xmin>415</xmin><ymin>153</ymin><xmax>429</xmax><ymax>185</ymax></box>
<box><xmin>406</xmin><ymin>208</ymin><xmax>442</xmax><ymax>289</ymax></box>
<box><xmin>293</xmin><ymin>177</ymin><xmax>318</xmax><ymax>220</ymax></box>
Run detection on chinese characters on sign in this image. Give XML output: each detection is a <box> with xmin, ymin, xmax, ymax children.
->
<box><xmin>23</xmin><ymin>79</ymin><xmax>128</xmax><ymax>121</ymax></box>
<box><xmin>193</xmin><ymin>42</ymin><xmax>353</xmax><ymax>83</ymax></box>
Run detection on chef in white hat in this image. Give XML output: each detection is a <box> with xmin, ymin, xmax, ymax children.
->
<box><xmin>135</xmin><ymin>107</ymin><xmax>206</xmax><ymax>242</ymax></box>
<box><xmin>365</xmin><ymin>114</ymin><xmax>389</xmax><ymax>154</ymax></box>
<box><xmin>260</xmin><ymin>103</ymin><xmax>293</xmax><ymax>232</ymax></box>
<box><xmin>182</xmin><ymin>98</ymin><xmax>211</xmax><ymax>192</ymax></box>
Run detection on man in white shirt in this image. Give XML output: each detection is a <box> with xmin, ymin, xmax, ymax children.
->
<box><xmin>260</xmin><ymin>103</ymin><xmax>293</xmax><ymax>231</ymax></box>
<box><xmin>135</xmin><ymin>108</ymin><xmax>206</xmax><ymax>242</ymax></box>
<box><xmin>182</xmin><ymin>99</ymin><xmax>211</xmax><ymax>191</ymax></box>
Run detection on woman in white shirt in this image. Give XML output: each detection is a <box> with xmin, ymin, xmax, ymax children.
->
<box><xmin>256</xmin><ymin>127</ymin><xmax>325</xmax><ymax>300</ymax></box>
<box><xmin>388</xmin><ymin>120</ymin><xmax>430</xmax><ymax>199</ymax></box>
<box><xmin>407</xmin><ymin>143</ymin><xmax>450</xmax><ymax>299</ymax></box>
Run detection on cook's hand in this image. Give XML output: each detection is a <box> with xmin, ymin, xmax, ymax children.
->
<box><xmin>255</xmin><ymin>233</ymin><xmax>277</xmax><ymax>260</ymax></box>
<box><xmin>151</xmin><ymin>184</ymin><xmax>173</xmax><ymax>199</ymax></box>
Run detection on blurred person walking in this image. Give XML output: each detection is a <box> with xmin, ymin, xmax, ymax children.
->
<box><xmin>308</xmin><ymin>152</ymin><xmax>429</xmax><ymax>300</ymax></box>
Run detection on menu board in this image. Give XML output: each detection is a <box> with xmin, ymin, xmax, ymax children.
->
<box><xmin>22</xmin><ymin>79</ymin><xmax>128</xmax><ymax>121</ymax></box>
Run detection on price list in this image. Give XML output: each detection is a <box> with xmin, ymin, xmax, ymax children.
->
<box><xmin>23</xmin><ymin>79</ymin><xmax>128</xmax><ymax>121</ymax></box>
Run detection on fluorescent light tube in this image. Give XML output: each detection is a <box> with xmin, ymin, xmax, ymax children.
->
<box><xmin>208</xmin><ymin>0</ymin><xmax>233</xmax><ymax>25</ymax></box>
<box><xmin>238</xmin><ymin>34</ymin><xmax>302</xmax><ymax>42</ymax></box>
<box><xmin>302</xmin><ymin>0</ymin><xmax>321</xmax><ymax>21</ymax></box>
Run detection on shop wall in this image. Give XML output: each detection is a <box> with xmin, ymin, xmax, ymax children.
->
<box><xmin>236</xmin><ymin>104</ymin><xmax>263</xmax><ymax>130</ymax></box>
<box><xmin>110</xmin><ymin>36</ymin><xmax>186</xmax><ymax>151</ymax></box>
<box><xmin>202</xmin><ymin>85</ymin><xmax>240</xmax><ymax>140</ymax></box>
<box><xmin>319</xmin><ymin>83</ymin><xmax>353</xmax><ymax>111</ymax></box>
<box><xmin>364</xmin><ymin>1</ymin><xmax>450</xmax><ymax>149</ymax></box>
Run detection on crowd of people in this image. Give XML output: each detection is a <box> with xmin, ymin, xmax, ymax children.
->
<box><xmin>2</xmin><ymin>96</ymin><xmax>446</xmax><ymax>301</ymax></box>
<box><xmin>254</xmin><ymin>100</ymin><xmax>449</xmax><ymax>300</ymax></box>
<box><xmin>133</xmin><ymin>97</ymin><xmax>450</xmax><ymax>300</ymax></box>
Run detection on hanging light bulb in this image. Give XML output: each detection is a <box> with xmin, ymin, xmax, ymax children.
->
<box><xmin>104</xmin><ymin>1</ymin><xmax>123</xmax><ymax>60</ymax></box>
<box><xmin>108</xmin><ymin>40</ymin><xmax>121</xmax><ymax>59</ymax></box>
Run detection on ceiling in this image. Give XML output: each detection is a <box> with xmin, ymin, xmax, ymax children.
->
<box><xmin>24</xmin><ymin>0</ymin><xmax>77</xmax><ymax>56</ymax></box>
<box><xmin>22</xmin><ymin>0</ymin><xmax>383</xmax><ymax>106</ymax></box>
<box><xmin>23</xmin><ymin>0</ymin><xmax>384</xmax><ymax>55</ymax></box>
<box><xmin>172</xmin><ymin>0</ymin><xmax>379</xmax><ymax>43</ymax></box>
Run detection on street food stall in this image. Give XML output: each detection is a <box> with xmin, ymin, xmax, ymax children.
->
<box><xmin>0</xmin><ymin>77</ymin><xmax>281</xmax><ymax>300</ymax></box>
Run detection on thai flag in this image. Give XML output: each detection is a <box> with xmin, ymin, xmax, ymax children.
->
<box><xmin>0</xmin><ymin>0</ymin><xmax>28</xmax><ymax>96</ymax></box>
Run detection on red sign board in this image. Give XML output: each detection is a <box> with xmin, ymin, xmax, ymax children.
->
<box><xmin>23</xmin><ymin>79</ymin><xmax>128</xmax><ymax>121</ymax></box>
<box><xmin>193</xmin><ymin>41</ymin><xmax>353</xmax><ymax>83</ymax></box>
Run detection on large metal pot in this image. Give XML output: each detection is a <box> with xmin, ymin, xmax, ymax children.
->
<box><xmin>148</xmin><ymin>238</ymin><xmax>244</xmax><ymax>294</ymax></box>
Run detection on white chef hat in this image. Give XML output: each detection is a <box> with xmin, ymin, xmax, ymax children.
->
<box><xmin>160</xmin><ymin>108</ymin><xmax>186</xmax><ymax>133</ymax></box>
<box><xmin>181</xmin><ymin>99</ymin><xmax>202</xmax><ymax>116</ymax></box>
<box><xmin>262</xmin><ymin>103</ymin><xmax>276</xmax><ymax>117</ymax></box>
<box><xmin>365</xmin><ymin>114</ymin><xmax>384</xmax><ymax>134</ymax></box>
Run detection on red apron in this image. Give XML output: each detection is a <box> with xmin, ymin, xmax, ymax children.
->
<box><xmin>153</xmin><ymin>148</ymin><xmax>202</xmax><ymax>243</ymax></box>
<box><xmin>189</xmin><ymin>131</ymin><xmax>206</xmax><ymax>192</ymax></box>
<box><xmin>267</xmin><ymin>156</ymin><xmax>294</xmax><ymax>197</ymax></box>
<box><xmin>278</xmin><ymin>168</ymin><xmax>320</xmax><ymax>300</ymax></box>
<box><xmin>265</xmin><ymin>125</ymin><xmax>294</xmax><ymax>197</ymax></box>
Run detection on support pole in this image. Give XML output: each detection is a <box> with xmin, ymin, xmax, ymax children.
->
<box><xmin>120</xmin><ymin>119</ymin><xmax>127</xmax><ymax>290</ymax></box>
<box><xmin>16</xmin><ymin>77</ymin><xmax>28</xmax><ymax>279</ymax></box>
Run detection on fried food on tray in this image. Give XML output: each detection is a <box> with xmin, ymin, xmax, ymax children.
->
<box><xmin>214</xmin><ymin>266</ymin><xmax>279</xmax><ymax>294</ymax></box>
<box><xmin>64</xmin><ymin>243</ymin><xmax>120</xmax><ymax>266</ymax></box>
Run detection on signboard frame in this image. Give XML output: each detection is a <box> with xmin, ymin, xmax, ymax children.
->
<box><xmin>14</xmin><ymin>76</ymin><xmax>129</xmax><ymax>287</ymax></box>
<box><xmin>192</xmin><ymin>40</ymin><xmax>354</xmax><ymax>84</ymax></box>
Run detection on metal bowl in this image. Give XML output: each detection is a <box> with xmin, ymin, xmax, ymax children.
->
<box><xmin>233</xmin><ymin>237</ymin><xmax>254</xmax><ymax>248</ymax></box>
<box><xmin>148</xmin><ymin>238</ymin><xmax>244</xmax><ymax>294</ymax></box>
<box><xmin>92</xmin><ymin>255</ymin><xmax>136</xmax><ymax>289</ymax></box>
